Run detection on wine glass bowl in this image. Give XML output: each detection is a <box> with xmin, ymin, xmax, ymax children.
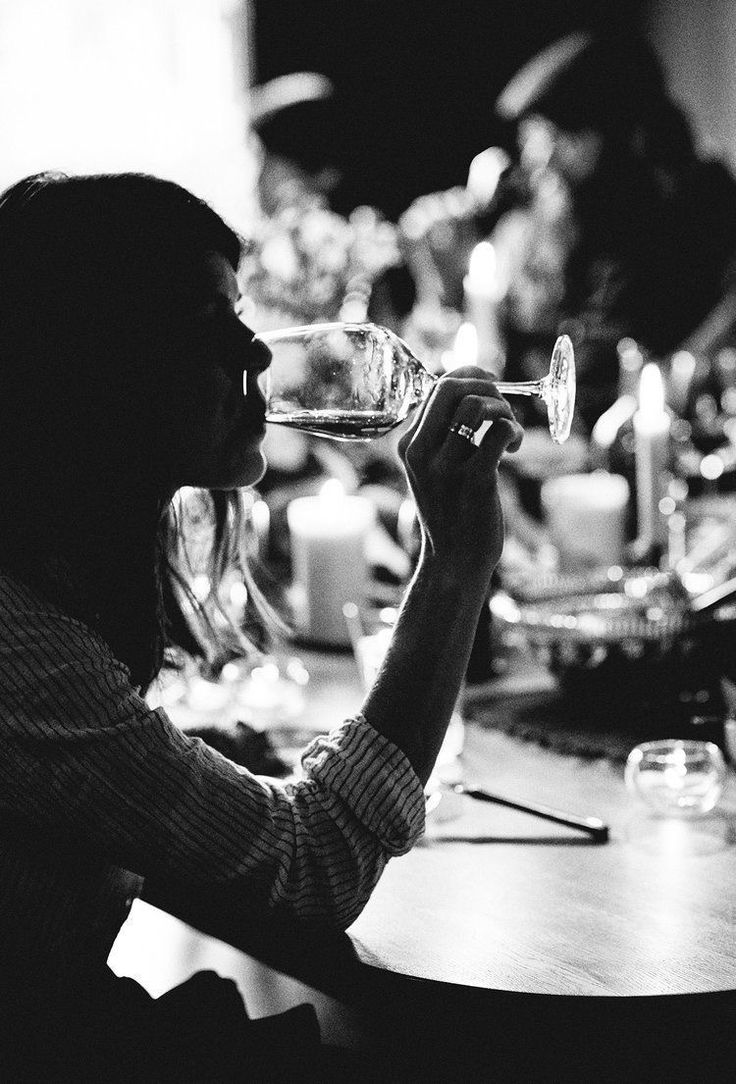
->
<box><xmin>256</xmin><ymin>322</ymin><xmax>435</xmax><ymax>440</ymax></box>
<box><xmin>256</xmin><ymin>322</ymin><xmax>575</xmax><ymax>444</ymax></box>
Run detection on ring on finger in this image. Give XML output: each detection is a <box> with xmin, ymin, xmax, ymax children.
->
<box><xmin>449</xmin><ymin>422</ymin><xmax>477</xmax><ymax>444</ymax></box>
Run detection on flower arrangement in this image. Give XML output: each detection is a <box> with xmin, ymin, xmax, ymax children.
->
<box><xmin>239</xmin><ymin>202</ymin><xmax>402</xmax><ymax>329</ymax></box>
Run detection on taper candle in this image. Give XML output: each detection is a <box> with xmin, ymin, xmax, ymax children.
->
<box><xmin>463</xmin><ymin>241</ymin><xmax>504</xmax><ymax>372</ymax></box>
<box><xmin>633</xmin><ymin>363</ymin><xmax>671</xmax><ymax>550</ymax></box>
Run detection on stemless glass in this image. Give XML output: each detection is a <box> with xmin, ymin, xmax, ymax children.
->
<box><xmin>254</xmin><ymin>322</ymin><xmax>575</xmax><ymax>444</ymax></box>
<box><xmin>625</xmin><ymin>739</ymin><xmax>727</xmax><ymax>817</ymax></box>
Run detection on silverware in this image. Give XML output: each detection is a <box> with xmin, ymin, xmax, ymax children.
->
<box><xmin>452</xmin><ymin>783</ymin><xmax>609</xmax><ymax>843</ymax></box>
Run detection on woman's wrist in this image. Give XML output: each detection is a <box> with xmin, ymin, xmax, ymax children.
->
<box><xmin>411</xmin><ymin>548</ymin><xmax>494</xmax><ymax>599</ymax></box>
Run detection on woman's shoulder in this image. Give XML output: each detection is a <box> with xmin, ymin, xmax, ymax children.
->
<box><xmin>0</xmin><ymin>566</ymin><xmax>148</xmax><ymax>737</ymax></box>
<box><xmin>0</xmin><ymin>565</ymin><xmax>75</xmax><ymax>618</ymax></box>
<box><xmin>0</xmin><ymin>566</ymin><xmax>115</xmax><ymax>664</ymax></box>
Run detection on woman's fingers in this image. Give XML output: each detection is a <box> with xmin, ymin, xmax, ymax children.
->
<box><xmin>441</xmin><ymin>393</ymin><xmax>523</xmax><ymax>467</ymax></box>
<box><xmin>399</xmin><ymin>367</ymin><xmax>523</xmax><ymax>483</ymax></box>
<box><xmin>442</xmin><ymin>393</ymin><xmax>496</xmax><ymax>464</ymax></box>
<box><xmin>405</xmin><ymin>367</ymin><xmax>499</xmax><ymax>457</ymax></box>
<box><xmin>475</xmin><ymin>414</ymin><xmax>524</xmax><ymax>472</ymax></box>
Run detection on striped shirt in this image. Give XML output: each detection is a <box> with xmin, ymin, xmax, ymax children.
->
<box><xmin>0</xmin><ymin>569</ymin><xmax>425</xmax><ymax>997</ymax></box>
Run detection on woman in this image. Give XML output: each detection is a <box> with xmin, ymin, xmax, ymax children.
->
<box><xmin>0</xmin><ymin>171</ymin><xmax>522</xmax><ymax>1079</ymax></box>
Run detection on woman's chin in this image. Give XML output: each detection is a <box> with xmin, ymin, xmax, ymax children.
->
<box><xmin>177</xmin><ymin>438</ymin><xmax>267</xmax><ymax>491</ymax></box>
<box><xmin>243</xmin><ymin>447</ymin><xmax>268</xmax><ymax>486</ymax></box>
<box><xmin>223</xmin><ymin>444</ymin><xmax>267</xmax><ymax>489</ymax></box>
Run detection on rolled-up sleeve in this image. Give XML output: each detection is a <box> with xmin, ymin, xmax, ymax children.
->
<box><xmin>301</xmin><ymin>717</ymin><xmax>426</xmax><ymax>857</ymax></box>
<box><xmin>0</xmin><ymin>602</ymin><xmax>425</xmax><ymax>931</ymax></box>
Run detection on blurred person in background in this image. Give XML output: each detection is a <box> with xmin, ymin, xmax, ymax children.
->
<box><xmin>399</xmin><ymin>29</ymin><xmax>736</xmax><ymax>437</ymax></box>
<box><xmin>249</xmin><ymin>71</ymin><xmax>344</xmax><ymax>217</ymax></box>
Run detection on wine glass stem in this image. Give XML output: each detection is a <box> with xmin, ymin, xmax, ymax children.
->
<box><xmin>495</xmin><ymin>378</ymin><xmax>545</xmax><ymax>399</ymax></box>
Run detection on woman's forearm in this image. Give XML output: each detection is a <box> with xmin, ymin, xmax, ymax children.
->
<box><xmin>362</xmin><ymin>365</ymin><xmax>522</xmax><ymax>785</ymax></box>
<box><xmin>360</xmin><ymin>552</ymin><xmax>491</xmax><ymax>784</ymax></box>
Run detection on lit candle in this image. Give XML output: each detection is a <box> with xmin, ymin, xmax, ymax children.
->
<box><xmin>441</xmin><ymin>321</ymin><xmax>478</xmax><ymax>372</ymax></box>
<box><xmin>463</xmin><ymin>241</ymin><xmax>504</xmax><ymax>372</ymax></box>
<box><xmin>466</xmin><ymin>147</ymin><xmax>511</xmax><ymax>206</ymax></box>
<box><xmin>663</xmin><ymin>743</ymin><xmax>688</xmax><ymax>793</ymax></box>
<box><xmin>633</xmin><ymin>363</ymin><xmax>671</xmax><ymax>550</ymax></box>
<box><xmin>287</xmin><ymin>480</ymin><xmax>375</xmax><ymax>647</ymax></box>
<box><xmin>540</xmin><ymin>472</ymin><xmax>630</xmax><ymax>572</ymax></box>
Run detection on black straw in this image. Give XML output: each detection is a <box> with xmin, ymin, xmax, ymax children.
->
<box><xmin>454</xmin><ymin>784</ymin><xmax>609</xmax><ymax>843</ymax></box>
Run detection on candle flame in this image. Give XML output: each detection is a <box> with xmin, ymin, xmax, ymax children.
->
<box><xmin>319</xmin><ymin>478</ymin><xmax>346</xmax><ymax>502</ymax></box>
<box><xmin>443</xmin><ymin>322</ymin><xmax>478</xmax><ymax>371</ymax></box>
<box><xmin>467</xmin><ymin>240</ymin><xmax>497</xmax><ymax>285</ymax></box>
<box><xmin>665</xmin><ymin>743</ymin><xmax>688</xmax><ymax>782</ymax></box>
<box><xmin>638</xmin><ymin>362</ymin><xmax>665</xmax><ymax>418</ymax></box>
<box><xmin>466</xmin><ymin>147</ymin><xmax>511</xmax><ymax>203</ymax></box>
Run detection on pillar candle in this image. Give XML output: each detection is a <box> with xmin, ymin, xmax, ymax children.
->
<box><xmin>463</xmin><ymin>241</ymin><xmax>504</xmax><ymax>372</ymax></box>
<box><xmin>540</xmin><ymin>472</ymin><xmax>630</xmax><ymax>572</ymax></box>
<box><xmin>287</xmin><ymin>480</ymin><xmax>375</xmax><ymax>647</ymax></box>
<box><xmin>633</xmin><ymin>363</ymin><xmax>671</xmax><ymax>550</ymax></box>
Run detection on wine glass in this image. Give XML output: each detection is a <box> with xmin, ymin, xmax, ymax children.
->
<box><xmin>254</xmin><ymin>322</ymin><xmax>575</xmax><ymax>444</ymax></box>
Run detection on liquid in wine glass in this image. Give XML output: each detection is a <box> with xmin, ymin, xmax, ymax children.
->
<box><xmin>255</xmin><ymin>322</ymin><xmax>575</xmax><ymax>443</ymax></box>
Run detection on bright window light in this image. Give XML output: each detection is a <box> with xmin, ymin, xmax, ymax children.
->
<box><xmin>0</xmin><ymin>0</ymin><xmax>258</xmax><ymax>230</ymax></box>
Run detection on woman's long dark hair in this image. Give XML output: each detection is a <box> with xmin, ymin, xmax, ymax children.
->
<box><xmin>0</xmin><ymin>171</ymin><xmax>280</xmax><ymax>690</ymax></box>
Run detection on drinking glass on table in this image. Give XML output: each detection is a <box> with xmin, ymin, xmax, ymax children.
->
<box><xmin>625</xmin><ymin>739</ymin><xmax>727</xmax><ymax>817</ymax></box>
<box><xmin>343</xmin><ymin>602</ymin><xmax>465</xmax><ymax>786</ymax></box>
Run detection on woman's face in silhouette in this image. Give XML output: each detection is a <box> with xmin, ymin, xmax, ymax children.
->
<box><xmin>160</xmin><ymin>253</ymin><xmax>272</xmax><ymax>491</ymax></box>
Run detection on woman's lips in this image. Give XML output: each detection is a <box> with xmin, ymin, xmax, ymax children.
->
<box><xmin>241</xmin><ymin>393</ymin><xmax>267</xmax><ymax>436</ymax></box>
<box><xmin>243</xmin><ymin>369</ymin><xmax>269</xmax><ymax>402</ymax></box>
<box><xmin>240</xmin><ymin>361</ymin><xmax>269</xmax><ymax>435</ymax></box>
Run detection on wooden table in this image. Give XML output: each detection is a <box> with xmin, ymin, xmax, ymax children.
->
<box><xmin>352</xmin><ymin>720</ymin><xmax>736</xmax><ymax>997</ymax></box>
<box><xmin>110</xmin><ymin>650</ymin><xmax>736</xmax><ymax>1077</ymax></box>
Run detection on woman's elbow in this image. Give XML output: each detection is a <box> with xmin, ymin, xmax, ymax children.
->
<box><xmin>276</xmin><ymin>843</ymin><xmax>389</xmax><ymax>931</ymax></box>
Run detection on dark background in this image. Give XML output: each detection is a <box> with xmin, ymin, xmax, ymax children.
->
<box><xmin>251</xmin><ymin>0</ymin><xmax>650</xmax><ymax>220</ymax></box>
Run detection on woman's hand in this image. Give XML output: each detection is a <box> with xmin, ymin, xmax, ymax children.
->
<box><xmin>397</xmin><ymin>365</ymin><xmax>523</xmax><ymax>587</ymax></box>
